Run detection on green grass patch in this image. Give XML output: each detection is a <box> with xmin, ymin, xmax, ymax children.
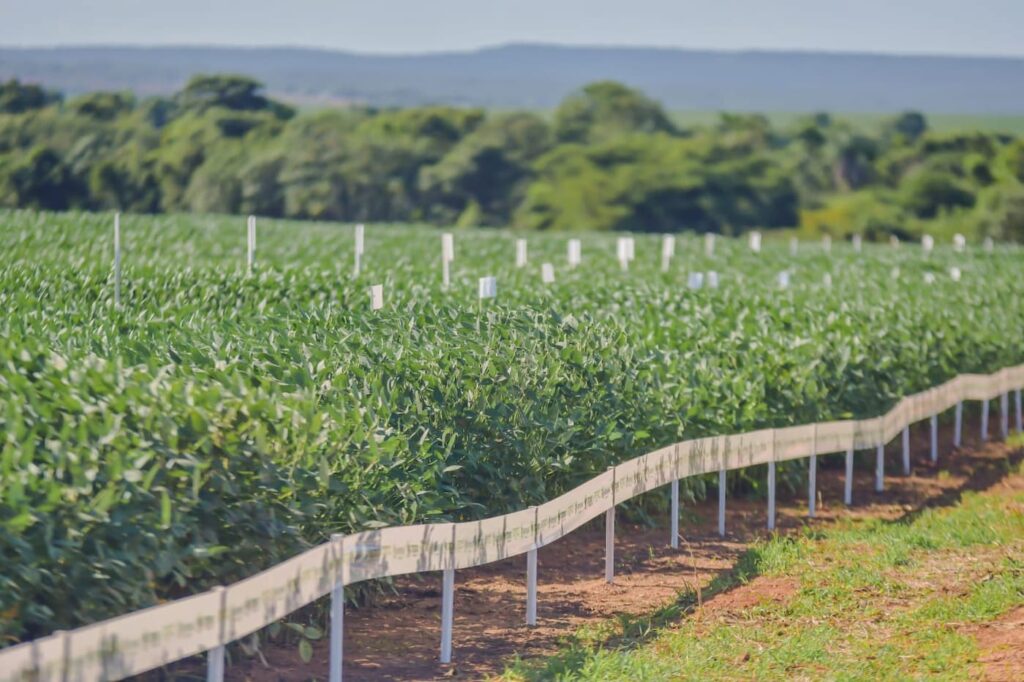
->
<box><xmin>501</xmin><ymin>482</ymin><xmax>1024</xmax><ymax>681</ymax></box>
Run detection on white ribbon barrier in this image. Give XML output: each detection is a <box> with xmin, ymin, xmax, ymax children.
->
<box><xmin>2</xmin><ymin>364</ymin><xmax>1023</xmax><ymax>681</ymax></box>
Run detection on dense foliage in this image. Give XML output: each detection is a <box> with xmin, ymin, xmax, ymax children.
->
<box><xmin>2</xmin><ymin>77</ymin><xmax>1024</xmax><ymax>240</ymax></box>
<box><xmin>1</xmin><ymin>209</ymin><xmax>1023</xmax><ymax>646</ymax></box>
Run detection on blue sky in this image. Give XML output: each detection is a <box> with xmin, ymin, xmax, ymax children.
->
<box><xmin>2</xmin><ymin>0</ymin><xmax>1022</xmax><ymax>57</ymax></box>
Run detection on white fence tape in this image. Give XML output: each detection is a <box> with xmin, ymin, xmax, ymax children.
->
<box><xmin>2</xmin><ymin>364</ymin><xmax>1023</xmax><ymax>681</ymax></box>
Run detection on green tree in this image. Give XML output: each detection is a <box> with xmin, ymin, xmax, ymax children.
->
<box><xmin>554</xmin><ymin>81</ymin><xmax>676</xmax><ymax>144</ymax></box>
<box><xmin>0</xmin><ymin>79</ymin><xmax>61</xmax><ymax>114</ymax></box>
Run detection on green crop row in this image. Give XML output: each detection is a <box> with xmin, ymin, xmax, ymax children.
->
<box><xmin>1</xmin><ymin>209</ymin><xmax>1022</xmax><ymax>646</ymax></box>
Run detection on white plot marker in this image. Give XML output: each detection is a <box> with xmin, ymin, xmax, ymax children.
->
<box><xmin>822</xmin><ymin>235</ymin><xmax>832</xmax><ymax>253</ymax></box>
<box><xmin>354</xmin><ymin>223</ymin><xmax>365</xmax><ymax>276</ymax></box>
<box><xmin>661</xmin><ymin>235</ymin><xmax>675</xmax><ymax>272</ymax></box>
<box><xmin>852</xmin><ymin>234</ymin><xmax>862</xmax><ymax>253</ymax></box>
<box><xmin>707</xmin><ymin>271</ymin><xmax>719</xmax><ymax>288</ymax></box>
<box><xmin>777</xmin><ymin>270</ymin><xmax>791</xmax><ymax>289</ymax></box>
<box><xmin>516</xmin><ymin>238</ymin><xmax>528</xmax><ymax>268</ymax></box>
<box><xmin>748</xmin><ymin>231</ymin><xmax>762</xmax><ymax>253</ymax></box>
<box><xmin>478</xmin><ymin>276</ymin><xmax>497</xmax><ymax>299</ymax></box>
<box><xmin>616</xmin><ymin>237</ymin><xmax>635</xmax><ymax>271</ymax></box>
<box><xmin>541</xmin><ymin>263</ymin><xmax>555</xmax><ymax>284</ymax></box>
<box><xmin>369</xmin><ymin>284</ymin><xmax>384</xmax><ymax>310</ymax></box>
<box><xmin>953</xmin><ymin>233</ymin><xmax>966</xmax><ymax>252</ymax></box>
<box><xmin>113</xmin><ymin>212</ymin><xmax>122</xmax><ymax>307</ymax></box>
<box><xmin>441</xmin><ymin>233</ymin><xmax>454</xmax><ymax>288</ymax></box>
<box><xmin>922</xmin><ymin>234</ymin><xmax>934</xmax><ymax>253</ymax></box>
<box><xmin>704</xmin><ymin>232</ymin><xmax>716</xmax><ymax>257</ymax></box>
<box><xmin>246</xmin><ymin>215</ymin><xmax>256</xmax><ymax>274</ymax></box>
<box><xmin>687</xmin><ymin>272</ymin><xmax>704</xmax><ymax>290</ymax></box>
<box><xmin>567</xmin><ymin>239</ymin><xmax>581</xmax><ymax>268</ymax></box>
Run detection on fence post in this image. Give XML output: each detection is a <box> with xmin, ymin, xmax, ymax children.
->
<box><xmin>808</xmin><ymin>425</ymin><xmax>817</xmax><ymax>518</ymax></box>
<box><xmin>875</xmin><ymin>444</ymin><xmax>884</xmax><ymax>492</ymax></box>
<box><xmin>954</xmin><ymin>401</ymin><xmax>963</xmax><ymax>447</ymax></box>
<box><xmin>207</xmin><ymin>586</ymin><xmax>227</xmax><ymax>682</ymax></box>
<box><xmin>1000</xmin><ymin>392</ymin><xmax>1009</xmax><ymax>439</ymax></box>
<box><xmin>766</xmin><ymin>461</ymin><xmax>776</xmax><ymax>530</ymax></box>
<box><xmin>440</xmin><ymin>568</ymin><xmax>454</xmax><ymax>663</ymax></box>
<box><xmin>718</xmin><ymin>468</ymin><xmax>726</xmax><ymax>537</ymax></box>
<box><xmin>440</xmin><ymin>525</ymin><xmax>455</xmax><ymax>664</ymax></box>
<box><xmin>605</xmin><ymin>466</ymin><xmax>615</xmax><ymax>584</ymax></box>
<box><xmin>1016</xmin><ymin>389</ymin><xmax>1022</xmax><ymax>433</ymax></box>
<box><xmin>329</xmin><ymin>534</ymin><xmax>345</xmax><ymax>682</ymax></box>
<box><xmin>526</xmin><ymin>507</ymin><xmax>538</xmax><ymax>626</ymax></box>
<box><xmin>670</xmin><ymin>479</ymin><xmax>679</xmax><ymax>549</ymax></box>
<box><xmin>981</xmin><ymin>399</ymin><xmax>990</xmax><ymax>440</ymax></box>
<box><xmin>844</xmin><ymin>448</ymin><xmax>854</xmax><ymax>506</ymax></box>
<box><xmin>902</xmin><ymin>427</ymin><xmax>911</xmax><ymax>475</ymax></box>
<box><xmin>930</xmin><ymin>414</ymin><xmax>938</xmax><ymax>462</ymax></box>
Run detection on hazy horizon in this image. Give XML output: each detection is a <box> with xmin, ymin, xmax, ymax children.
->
<box><xmin>2</xmin><ymin>0</ymin><xmax>1022</xmax><ymax>58</ymax></box>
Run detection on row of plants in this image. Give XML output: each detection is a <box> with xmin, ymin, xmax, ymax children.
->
<box><xmin>1</xmin><ymin>209</ymin><xmax>1022</xmax><ymax>645</ymax></box>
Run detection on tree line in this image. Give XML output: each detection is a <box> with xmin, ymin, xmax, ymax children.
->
<box><xmin>1</xmin><ymin>75</ymin><xmax>1023</xmax><ymax>240</ymax></box>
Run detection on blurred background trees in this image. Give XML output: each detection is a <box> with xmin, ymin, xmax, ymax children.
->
<box><xmin>1</xmin><ymin>75</ymin><xmax>1022</xmax><ymax>241</ymax></box>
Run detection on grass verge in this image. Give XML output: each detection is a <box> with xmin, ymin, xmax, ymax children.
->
<box><xmin>500</xmin><ymin>460</ymin><xmax>1024</xmax><ymax>681</ymax></box>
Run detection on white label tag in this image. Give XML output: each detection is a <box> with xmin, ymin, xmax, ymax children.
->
<box><xmin>777</xmin><ymin>271</ymin><xmax>791</xmax><ymax>289</ymax></box>
<box><xmin>687</xmin><ymin>272</ymin><xmax>704</xmax><ymax>290</ymax></box>
<box><xmin>662</xmin><ymin>235</ymin><xmax>675</xmax><ymax>258</ymax></box>
<box><xmin>922</xmin><ymin>235</ymin><xmax>934</xmax><ymax>252</ymax></box>
<box><xmin>851</xmin><ymin>234</ymin><xmax>862</xmax><ymax>252</ymax></box>
<box><xmin>442</xmin><ymin>233</ymin><xmax>455</xmax><ymax>262</ymax></box>
<box><xmin>953</xmin><ymin>234</ymin><xmax>966</xmax><ymax>252</ymax></box>
<box><xmin>707</xmin><ymin>271</ymin><xmax>719</xmax><ymax>288</ymax></box>
<box><xmin>568</xmin><ymin>239</ymin><xmax>581</xmax><ymax>266</ymax></box>
<box><xmin>369</xmin><ymin>284</ymin><xmax>383</xmax><ymax>310</ymax></box>
<box><xmin>949</xmin><ymin>267</ymin><xmax>962</xmax><ymax>282</ymax></box>
<box><xmin>541</xmin><ymin>263</ymin><xmax>555</xmax><ymax>283</ymax></box>
<box><xmin>704</xmin><ymin>233</ymin><xmax>715</xmax><ymax>257</ymax></box>
<box><xmin>748</xmin><ymin>231</ymin><xmax>762</xmax><ymax>253</ymax></box>
<box><xmin>355</xmin><ymin>224</ymin><xmax>365</xmax><ymax>255</ymax></box>
<box><xmin>479</xmin><ymin>276</ymin><xmax>497</xmax><ymax>299</ymax></box>
<box><xmin>983</xmin><ymin>237</ymin><xmax>994</xmax><ymax>253</ymax></box>
<box><xmin>789</xmin><ymin>237</ymin><xmax>798</xmax><ymax>256</ymax></box>
<box><xmin>617</xmin><ymin>237</ymin><xmax>635</xmax><ymax>264</ymax></box>
<box><xmin>516</xmin><ymin>239</ymin><xmax>528</xmax><ymax>267</ymax></box>
<box><xmin>822</xmin><ymin>235</ymin><xmax>832</xmax><ymax>253</ymax></box>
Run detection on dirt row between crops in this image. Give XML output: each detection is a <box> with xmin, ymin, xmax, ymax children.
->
<box><xmin>227</xmin><ymin>424</ymin><xmax>1023</xmax><ymax>682</ymax></box>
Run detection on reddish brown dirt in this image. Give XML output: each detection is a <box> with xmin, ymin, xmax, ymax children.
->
<box><xmin>962</xmin><ymin>607</ymin><xmax>1024</xmax><ymax>682</ymax></box>
<box><xmin>216</xmin><ymin>424</ymin><xmax>1021</xmax><ymax>682</ymax></box>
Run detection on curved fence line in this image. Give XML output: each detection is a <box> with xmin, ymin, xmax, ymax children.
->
<box><xmin>3</xmin><ymin>365</ymin><xmax>1024</xmax><ymax>681</ymax></box>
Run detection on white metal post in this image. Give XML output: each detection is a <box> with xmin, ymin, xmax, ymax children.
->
<box><xmin>604</xmin><ymin>507</ymin><xmax>615</xmax><ymax>583</ymax></box>
<box><xmin>808</xmin><ymin>455</ymin><xmax>817</xmax><ymax>518</ymax></box>
<box><xmin>1000</xmin><ymin>392</ymin><xmax>1009</xmax><ymax>439</ymax></box>
<box><xmin>954</xmin><ymin>401</ymin><xmax>963</xmax><ymax>447</ymax></box>
<box><xmin>930</xmin><ymin>414</ymin><xmax>938</xmax><ymax>462</ymax></box>
<box><xmin>440</xmin><ymin>568</ymin><xmax>454</xmax><ymax>663</ymax></box>
<box><xmin>526</xmin><ymin>506</ymin><xmax>538</xmax><ymax>626</ymax></box>
<box><xmin>329</xmin><ymin>534</ymin><xmax>345</xmax><ymax>682</ymax></box>
<box><xmin>767</xmin><ymin>461</ymin><xmax>776</xmax><ymax>530</ymax></box>
<box><xmin>670</xmin><ymin>479</ymin><xmax>679</xmax><ymax>549</ymax></box>
<box><xmin>981</xmin><ymin>399</ymin><xmax>990</xmax><ymax>440</ymax></box>
<box><xmin>207</xmin><ymin>586</ymin><xmax>226</xmax><ymax>682</ymax></box>
<box><xmin>526</xmin><ymin>549</ymin><xmax>537</xmax><ymax>626</ymax></box>
<box><xmin>1016</xmin><ymin>389</ymin><xmax>1022</xmax><ymax>433</ymax></box>
<box><xmin>844</xmin><ymin>448</ymin><xmax>854</xmax><ymax>506</ymax></box>
<box><xmin>902</xmin><ymin>427</ymin><xmax>910</xmax><ymax>475</ymax></box>
<box><xmin>718</xmin><ymin>468</ymin><xmax>726</xmax><ymax>537</ymax></box>
<box><xmin>875</xmin><ymin>445</ymin><xmax>884</xmax><ymax>492</ymax></box>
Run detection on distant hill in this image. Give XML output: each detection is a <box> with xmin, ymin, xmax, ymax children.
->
<box><xmin>2</xmin><ymin>43</ymin><xmax>1024</xmax><ymax>113</ymax></box>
